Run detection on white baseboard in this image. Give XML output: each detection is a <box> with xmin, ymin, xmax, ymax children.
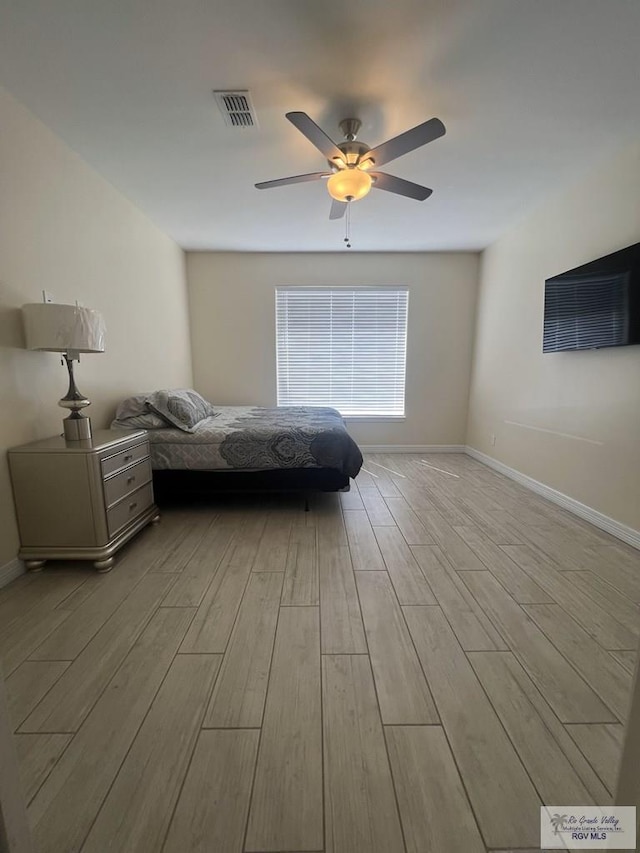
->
<box><xmin>360</xmin><ymin>445</ymin><xmax>466</xmax><ymax>453</ymax></box>
<box><xmin>465</xmin><ymin>446</ymin><xmax>640</xmax><ymax>551</ymax></box>
<box><xmin>0</xmin><ymin>557</ymin><xmax>25</xmax><ymax>590</ymax></box>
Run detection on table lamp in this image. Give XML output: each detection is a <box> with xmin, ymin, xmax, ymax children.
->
<box><xmin>22</xmin><ymin>303</ymin><xmax>106</xmax><ymax>441</ymax></box>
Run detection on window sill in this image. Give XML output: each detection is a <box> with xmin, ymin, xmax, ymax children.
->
<box><xmin>343</xmin><ymin>416</ymin><xmax>406</xmax><ymax>423</ymax></box>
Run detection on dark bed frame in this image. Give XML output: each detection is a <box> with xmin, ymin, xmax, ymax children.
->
<box><xmin>152</xmin><ymin>467</ymin><xmax>350</xmax><ymax>506</ymax></box>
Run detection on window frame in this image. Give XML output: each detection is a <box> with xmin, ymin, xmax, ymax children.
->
<box><xmin>275</xmin><ymin>285</ymin><xmax>409</xmax><ymax>421</ymax></box>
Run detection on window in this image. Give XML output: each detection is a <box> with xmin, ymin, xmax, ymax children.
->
<box><xmin>276</xmin><ymin>287</ymin><xmax>409</xmax><ymax>417</ymax></box>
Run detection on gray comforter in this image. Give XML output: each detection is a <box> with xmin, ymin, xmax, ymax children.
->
<box><xmin>140</xmin><ymin>406</ymin><xmax>363</xmax><ymax>477</ymax></box>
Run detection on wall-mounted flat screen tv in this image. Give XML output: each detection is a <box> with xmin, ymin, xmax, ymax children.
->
<box><xmin>543</xmin><ymin>242</ymin><xmax>640</xmax><ymax>352</ymax></box>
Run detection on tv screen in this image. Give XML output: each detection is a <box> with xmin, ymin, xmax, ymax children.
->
<box><xmin>543</xmin><ymin>242</ymin><xmax>640</xmax><ymax>352</ymax></box>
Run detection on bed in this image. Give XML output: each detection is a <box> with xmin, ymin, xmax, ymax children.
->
<box><xmin>111</xmin><ymin>389</ymin><xmax>363</xmax><ymax>503</ymax></box>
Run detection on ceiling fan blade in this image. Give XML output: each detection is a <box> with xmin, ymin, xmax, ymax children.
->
<box><xmin>329</xmin><ymin>199</ymin><xmax>347</xmax><ymax>220</ymax></box>
<box><xmin>370</xmin><ymin>172</ymin><xmax>433</xmax><ymax>201</ymax></box>
<box><xmin>255</xmin><ymin>172</ymin><xmax>330</xmax><ymax>189</ymax></box>
<box><xmin>367</xmin><ymin>118</ymin><xmax>445</xmax><ymax>168</ymax></box>
<box><xmin>286</xmin><ymin>112</ymin><xmax>344</xmax><ymax>162</ymax></box>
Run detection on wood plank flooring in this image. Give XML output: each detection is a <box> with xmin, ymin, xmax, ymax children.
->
<box><xmin>2</xmin><ymin>453</ymin><xmax>639</xmax><ymax>852</ymax></box>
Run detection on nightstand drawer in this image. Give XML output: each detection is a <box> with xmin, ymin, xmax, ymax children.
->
<box><xmin>107</xmin><ymin>482</ymin><xmax>154</xmax><ymax>538</ymax></box>
<box><xmin>103</xmin><ymin>458</ymin><xmax>152</xmax><ymax>509</ymax></box>
<box><xmin>101</xmin><ymin>441</ymin><xmax>148</xmax><ymax>478</ymax></box>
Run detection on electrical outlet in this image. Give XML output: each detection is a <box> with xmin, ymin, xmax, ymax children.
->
<box><xmin>490</xmin><ymin>434</ymin><xmax>496</xmax><ymax>446</ymax></box>
<box><xmin>42</xmin><ymin>290</ymin><xmax>54</xmax><ymax>303</ymax></box>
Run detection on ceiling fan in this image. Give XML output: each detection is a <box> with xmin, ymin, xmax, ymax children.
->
<box><xmin>255</xmin><ymin>111</ymin><xmax>446</xmax><ymax>219</ymax></box>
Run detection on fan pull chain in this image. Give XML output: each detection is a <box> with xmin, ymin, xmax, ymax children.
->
<box><xmin>344</xmin><ymin>201</ymin><xmax>352</xmax><ymax>249</ymax></box>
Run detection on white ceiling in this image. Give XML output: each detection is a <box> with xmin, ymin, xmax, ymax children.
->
<box><xmin>1</xmin><ymin>0</ymin><xmax>639</xmax><ymax>252</ymax></box>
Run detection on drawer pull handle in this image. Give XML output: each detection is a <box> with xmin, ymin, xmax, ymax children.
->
<box><xmin>129</xmin><ymin>501</ymin><xmax>138</xmax><ymax>511</ymax></box>
<box><xmin>124</xmin><ymin>454</ymin><xmax>133</xmax><ymax>462</ymax></box>
<box><xmin>127</xmin><ymin>476</ymin><xmax>136</xmax><ymax>485</ymax></box>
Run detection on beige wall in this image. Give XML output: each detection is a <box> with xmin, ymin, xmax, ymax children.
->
<box><xmin>0</xmin><ymin>85</ymin><xmax>192</xmax><ymax>569</ymax></box>
<box><xmin>187</xmin><ymin>251</ymin><xmax>479</xmax><ymax>447</ymax></box>
<box><xmin>467</xmin><ymin>141</ymin><xmax>640</xmax><ymax>532</ymax></box>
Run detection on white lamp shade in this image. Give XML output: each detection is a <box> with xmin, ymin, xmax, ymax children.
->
<box><xmin>22</xmin><ymin>304</ymin><xmax>105</xmax><ymax>353</ymax></box>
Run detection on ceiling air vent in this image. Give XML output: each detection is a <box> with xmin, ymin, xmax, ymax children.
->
<box><xmin>213</xmin><ymin>90</ymin><xmax>258</xmax><ymax>128</ymax></box>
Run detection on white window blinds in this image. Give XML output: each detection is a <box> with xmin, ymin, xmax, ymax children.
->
<box><xmin>276</xmin><ymin>287</ymin><xmax>409</xmax><ymax>417</ymax></box>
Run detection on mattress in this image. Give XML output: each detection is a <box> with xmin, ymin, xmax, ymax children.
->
<box><xmin>138</xmin><ymin>406</ymin><xmax>363</xmax><ymax>478</ymax></box>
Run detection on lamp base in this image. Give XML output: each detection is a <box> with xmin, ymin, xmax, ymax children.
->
<box><xmin>63</xmin><ymin>413</ymin><xmax>92</xmax><ymax>441</ymax></box>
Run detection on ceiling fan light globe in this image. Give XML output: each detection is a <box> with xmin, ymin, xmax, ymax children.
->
<box><xmin>327</xmin><ymin>168</ymin><xmax>372</xmax><ymax>202</ymax></box>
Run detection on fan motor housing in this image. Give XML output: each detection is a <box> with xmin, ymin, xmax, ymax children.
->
<box><xmin>329</xmin><ymin>141</ymin><xmax>373</xmax><ymax>172</ymax></box>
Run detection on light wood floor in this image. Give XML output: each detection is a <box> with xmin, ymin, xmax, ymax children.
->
<box><xmin>2</xmin><ymin>453</ymin><xmax>639</xmax><ymax>852</ymax></box>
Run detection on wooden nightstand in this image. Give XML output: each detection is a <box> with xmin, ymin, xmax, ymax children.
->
<box><xmin>8</xmin><ymin>429</ymin><xmax>159</xmax><ymax>572</ymax></box>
